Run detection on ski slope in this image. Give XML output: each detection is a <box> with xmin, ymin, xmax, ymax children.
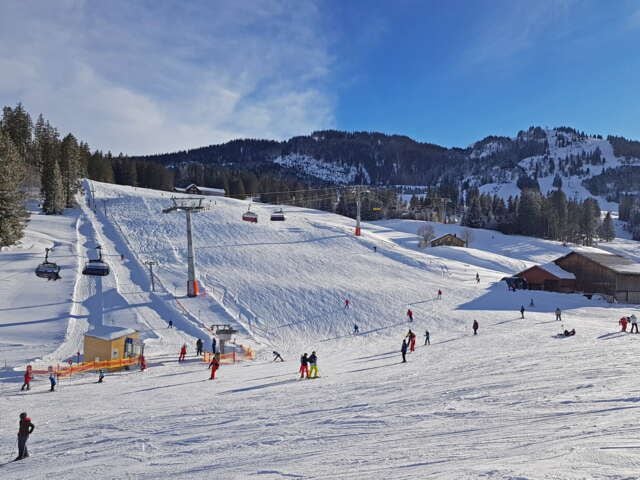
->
<box><xmin>1</xmin><ymin>181</ymin><xmax>639</xmax><ymax>479</ymax></box>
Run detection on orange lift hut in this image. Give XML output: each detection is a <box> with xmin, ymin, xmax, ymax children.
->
<box><xmin>83</xmin><ymin>326</ymin><xmax>140</xmax><ymax>364</ymax></box>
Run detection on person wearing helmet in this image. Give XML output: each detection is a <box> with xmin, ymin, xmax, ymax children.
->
<box><xmin>299</xmin><ymin>353</ymin><xmax>309</xmax><ymax>379</ymax></box>
<box><xmin>16</xmin><ymin>412</ymin><xmax>35</xmax><ymax>460</ymax></box>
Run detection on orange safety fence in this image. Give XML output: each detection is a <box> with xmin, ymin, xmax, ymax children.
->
<box><xmin>203</xmin><ymin>345</ymin><xmax>255</xmax><ymax>365</ymax></box>
<box><xmin>30</xmin><ymin>356</ymin><xmax>141</xmax><ymax>378</ymax></box>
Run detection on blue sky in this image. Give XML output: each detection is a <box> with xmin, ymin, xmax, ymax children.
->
<box><xmin>1</xmin><ymin>0</ymin><xmax>639</xmax><ymax>154</ymax></box>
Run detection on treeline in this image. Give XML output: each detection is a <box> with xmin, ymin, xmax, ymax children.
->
<box><xmin>462</xmin><ymin>187</ymin><xmax>613</xmax><ymax>245</ymax></box>
<box><xmin>620</xmin><ymin>194</ymin><xmax>640</xmax><ymax>240</ymax></box>
<box><xmin>1</xmin><ymin>104</ymin><xmax>91</xmax><ymax>245</ymax></box>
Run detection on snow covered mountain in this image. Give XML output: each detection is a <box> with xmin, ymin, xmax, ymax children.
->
<box><xmin>129</xmin><ymin>127</ymin><xmax>640</xmax><ymax>205</ymax></box>
<box><xmin>1</xmin><ymin>181</ymin><xmax>640</xmax><ymax>478</ymax></box>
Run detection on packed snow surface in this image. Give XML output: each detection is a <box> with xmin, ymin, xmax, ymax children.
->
<box><xmin>1</xmin><ymin>182</ymin><xmax>640</xmax><ymax>479</ymax></box>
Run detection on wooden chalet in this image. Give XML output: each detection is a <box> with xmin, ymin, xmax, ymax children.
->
<box><xmin>430</xmin><ymin>233</ymin><xmax>466</xmax><ymax>248</ymax></box>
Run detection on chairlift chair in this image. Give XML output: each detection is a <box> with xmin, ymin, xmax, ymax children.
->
<box><xmin>270</xmin><ymin>208</ymin><xmax>285</xmax><ymax>221</ymax></box>
<box><xmin>242</xmin><ymin>205</ymin><xmax>258</xmax><ymax>223</ymax></box>
<box><xmin>35</xmin><ymin>248</ymin><xmax>61</xmax><ymax>280</ymax></box>
<box><xmin>82</xmin><ymin>245</ymin><xmax>110</xmax><ymax>276</ymax></box>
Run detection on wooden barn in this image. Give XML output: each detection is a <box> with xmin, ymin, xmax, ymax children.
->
<box><xmin>554</xmin><ymin>251</ymin><xmax>640</xmax><ymax>303</ymax></box>
<box><xmin>174</xmin><ymin>184</ymin><xmax>225</xmax><ymax>196</ymax></box>
<box><xmin>516</xmin><ymin>263</ymin><xmax>576</xmax><ymax>292</ymax></box>
<box><xmin>431</xmin><ymin>233</ymin><xmax>466</xmax><ymax>248</ymax></box>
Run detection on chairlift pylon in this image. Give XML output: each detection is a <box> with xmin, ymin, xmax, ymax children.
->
<box><xmin>82</xmin><ymin>245</ymin><xmax>110</xmax><ymax>276</ymax></box>
<box><xmin>35</xmin><ymin>248</ymin><xmax>61</xmax><ymax>281</ymax></box>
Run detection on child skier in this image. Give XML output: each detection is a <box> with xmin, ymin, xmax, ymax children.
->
<box><xmin>473</xmin><ymin>320</ymin><xmax>479</xmax><ymax>335</ymax></box>
<box><xmin>619</xmin><ymin>316</ymin><xmax>629</xmax><ymax>332</ymax></box>
<box><xmin>178</xmin><ymin>344</ymin><xmax>187</xmax><ymax>362</ymax></box>
<box><xmin>21</xmin><ymin>368</ymin><xmax>32</xmax><ymax>391</ymax></box>
<box><xmin>308</xmin><ymin>351</ymin><xmax>319</xmax><ymax>378</ymax></box>
<box><xmin>406</xmin><ymin>309</ymin><xmax>414</xmax><ymax>322</ymax></box>
<box><xmin>49</xmin><ymin>373</ymin><xmax>56</xmax><ymax>392</ymax></box>
<box><xmin>208</xmin><ymin>356</ymin><xmax>220</xmax><ymax>380</ymax></box>
<box><xmin>299</xmin><ymin>353</ymin><xmax>309</xmax><ymax>379</ymax></box>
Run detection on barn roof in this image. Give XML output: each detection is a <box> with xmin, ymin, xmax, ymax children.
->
<box><xmin>537</xmin><ymin>262</ymin><xmax>575</xmax><ymax>279</ymax></box>
<box><xmin>519</xmin><ymin>263</ymin><xmax>575</xmax><ymax>280</ymax></box>
<box><xmin>560</xmin><ymin>250</ymin><xmax>640</xmax><ymax>275</ymax></box>
<box><xmin>85</xmin><ymin>325</ymin><xmax>136</xmax><ymax>341</ymax></box>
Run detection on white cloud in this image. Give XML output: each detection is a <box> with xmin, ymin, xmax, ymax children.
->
<box><xmin>0</xmin><ymin>0</ymin><xmax>335</xmax><ymax>154</ymax></box>
<box><xmin>460</xmin><ymin>0</ymin><xmax>577</xmax><ymax>66</ymax></box>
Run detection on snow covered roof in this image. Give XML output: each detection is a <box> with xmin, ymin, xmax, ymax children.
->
<box><xmin>564</xmin><ymin>251</ymin><xmax>640</xmax><ymax>275</ymax></box>
<box><xmin>85</xmin><ymin>325</ymin><xmax>137</xmax><ymax>341</ymax></box>
<box><xmin>537</xmin><ymin>262</ymin><xmax>575</xmax><ymax>280</ymax></box>
<box><xmin>175</xmin><ymin>184</ymin><xmax>225</xmax><ymax>195</ymax></box>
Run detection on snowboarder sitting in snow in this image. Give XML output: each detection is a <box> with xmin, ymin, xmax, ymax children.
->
<box><xmin>272</xmin><ymin>351</ymin><xmax>284</xmax><ymax>362</ymax></box>
<box><xmin>299</xmin><ymin>353</ymin><xmax>309</xmax><ymax>379</ymax></box>
<box><xmin>16</xmin><ymin>412</ymin><xmax>35</xmax><ymax>461</ymax></box>
<box><xmin>49</xmin><ymin>373</ymin><xmax>56</xmax><ymax>392</ymax></box>
<box><xmin>563</xmin><ymin>329</ymin><xmax>576</xmax><ymax>337</ymax></box>
<box><xmin>208</xmin><ymin>356</ymin><xmax>220</xmax><ymax>380</ymax></box>
<box><xmin>308</xmin><ymin>351</ymin><xmax>319</xmax><ymax>378</ymax></box>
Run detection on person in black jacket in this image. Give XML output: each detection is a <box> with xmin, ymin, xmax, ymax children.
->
<box><xmin>196</xmin><ymin>338</ymin><xmax>203</xmax><ymax>356</ymax></box>
<box><xmin>473</xmin><ymin>320</ymin><xmax>479</xmax><ymax>335</ymax></box>
<box><xmin>401</xmin><ymin>339</ymin><xmax>408</xmax><ymax>363</ymax></box>
<box><xmin>16</xmin><ymin>412</ymin><xmax>35</xmax><ymax>460</ymax></box>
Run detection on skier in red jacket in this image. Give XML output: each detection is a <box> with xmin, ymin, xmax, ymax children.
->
<box><xmin>406</xmin><ymin>308</ymin><xmax>413</xmax><ymax>322</ymax></box>
<box><xmin>406</xmin><ymin>330</ymin><xmax>416</xmax><ymax>352</ymax></box>
<box><xmin>21</xmin><ymin>369</ymin><xmax>32</xmax><ymax>391</ymax></box>
<box><xmin>619</xmin><ymin>316</ymin><xmax>628</xmax><ymax>332</ymax></box>
<box><xmin>178</xmin><ymin>344</ymin><xmax>187</xmax><ymax>362</ymax></box>
<box><xmin>208</xmin><ymin>356</ymin><xmax>220</xmax><ymax>380</ymax></box>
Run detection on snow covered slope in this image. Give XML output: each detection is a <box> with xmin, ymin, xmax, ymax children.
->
<box><xmin>1</xmin><ymin>182</ymin><xmax>639</xmax><ymax>479</ymax></box>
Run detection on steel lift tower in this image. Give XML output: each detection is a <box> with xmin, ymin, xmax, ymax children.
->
<box><xmin>163</xmin><ymin>197</ymin><xmax>205</xmax><ymax>297</ymax></box>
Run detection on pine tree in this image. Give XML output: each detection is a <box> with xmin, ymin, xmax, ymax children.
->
<box><xmin>41</xmin><ymin>154</ymin><xmax>65</xmax><ymax>214</ymax></box>
<box><xmin>60</xmin><ymin>133</ymin><xmax>80</xmax><ymax>206</ymax></box>
<box><xmin>0</xmin><ymin>131</ymin><xmax>28</xmax><ymax>245</ymax></box>
<box><xmin>599</xmin><ymin>211</ymin><xmax>615</xmax><ymax>241</ymax></box>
